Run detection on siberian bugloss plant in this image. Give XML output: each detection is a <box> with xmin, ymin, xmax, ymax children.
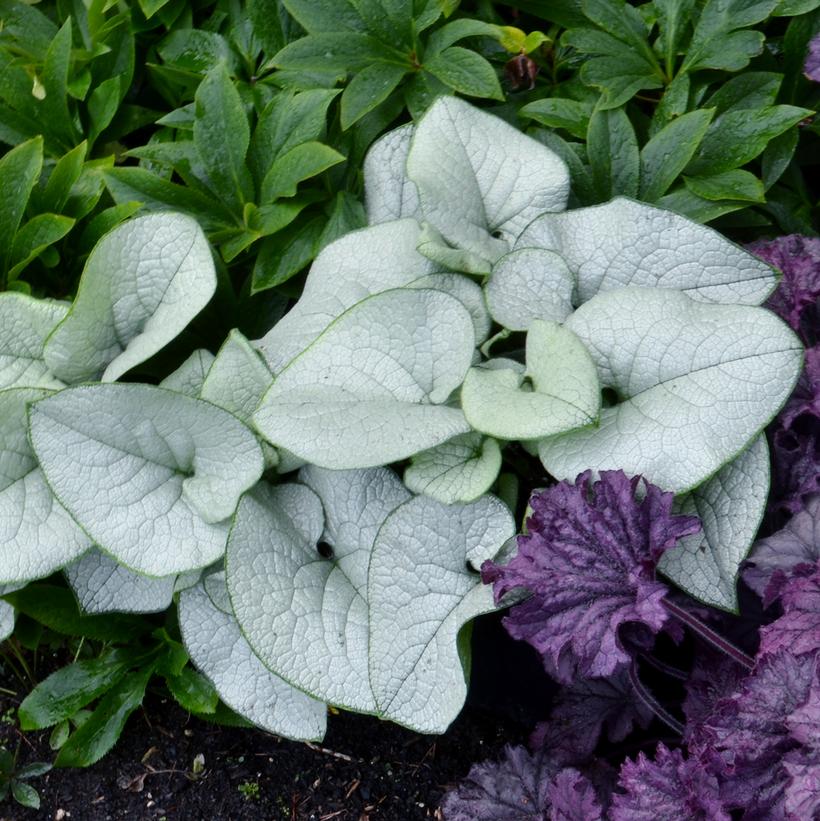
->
<box><xmin>0</xmin><ymin>96</ymin><xmax>808</xmax><ymax>774</ymax></box>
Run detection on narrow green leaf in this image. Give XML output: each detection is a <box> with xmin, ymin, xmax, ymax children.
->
<box><xmin>2</xmin><ymin>585</ymin><xmax>150</xmax><ymax>642</ymax></box>
<box><xmin>261</xmin><ymin>141</ymin><xmax>345</xmax><ymax>200</ymax></box>
<box><xmin>423</xmin><ymin>48</ymin><xmax>503</xmax><ymax>100</ymax></box>
<box><xmin>194</xmin><ymin>63</ymin><xmax>254</xmax><ymax>213</ymax></box>
<box><xmin>587</xmin><ymin>107</ymin><xmax>639</xmax><ymax>200</ymax></box>
<box><xmin>11</xmin><ymin>782</ymin><xmax>40</xmax><ymax>809</ymax></box>
<box><xmin>702</xmin><ymin>72</ymin><xmax>782</xmax><ymax>115</ymax></box>
<box><xmin>55</xmin><ymin>663</ymin><xmax>154</xmax><ymax>768</ymax></box>
<box><xmin>41</xmin><ymin>20</ymin><xmax>79</xmax><ymax>150</ymax></box>
<box><xmin>681</xmin><ymin>0</ymin><xmax>778</xmax><ymax>73</ymax></box>
<box><xmin>519</xmin><ymin>98</ymin><xmax>591</xmax><ymax>139</ymax></box>
<box><xmin>686</xmin><ymin>105</ymin><xmax>812</xmax><ymax>176</ymax></box>
<box><xmin>103</xmin><ymin>167</ymin><xmax>234</xmax><ymax>230</ymax></box>
<box><xmin>251</xmin><ymin>215</ymin><xmax>325</xmax><ymax>292</ymax></box>
<box><xmin>19</xmin><ymin>649</ymin><xmax>137</xmax><ymax>730</ymax></box>
<box><xmin>0</xmin><ymin>137</ymin><xmax>43</xmax><ymax>274</ymax></box>
<box><xmin>165</xmin><ymin>666</ymin><xmax>219</xmax><ymax>714</ymax></box>
<box><xmin>424</xmin><ymin>19</ymin><xmax>503</xmax><ymax>57</ymax></box>
<box><xmin>282</xmin><ymin>0</ymin><xmax>365</xmax><ymax>32</ymax></box>
<box><xmin>340</xmin><ymin>63</ymin><xmax>408</xmax><ymax>129</ymax></box>
<box><xmin>639</xmin><ymin>109</ymin><xmax>714</xmax><ymax>201</ymax></box>
<box><xmin>8</xmin><ymin>214</ymin><xmax>75</xmax><ymax>280</ymax></box>
<box><xmin>684</xmin><ymin>169</ymin><xmax>766</xmax><ymax>202</ymax></box>
<box><xmin>762</xmin><ymin>128</ymin><xmax>798</xmax><ymax>190</ymax></box>
<box><xmin>41</xmin><ymin>141</ymin><xmax>87</xmax><ymax>214</ymax></box>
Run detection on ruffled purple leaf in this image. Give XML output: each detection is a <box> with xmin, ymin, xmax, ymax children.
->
<box><xmin>749</xmin><ymin>235</ymin><xmax>820</xmax><ymax>344</ymax></box>
<box><xmin>780</xmin><ymin>346</ymin><xmax>820</xmax><ymax>430</ymax></box>
<box><xmin>441</xmin><ymin>744</ymin><xmax>554</xmax><ymax>820</ymax></box>
<box><xmin>548</xmin><ymin>768</ymin><xmax>604</xmax><ymax>821</ymax></box>
<box><xmin>682</xmin><ymin>649</ymin><xmax>745</xmax><ymax>743</ymax></box>
<box><xmin>786</xmin><ymin>668</ymin><xmax>820</xmax><ymax>750</ymax></box>
<box><xmin>745</xmin><ymin>495</ymin><xmax>820</xmax><ymax>606</ymax></box>
<box><xmin>784</xmin><ymin>754</ymin><xmax>820</xmax><ymax>819</ymax></box>
<box><xmin>770</xmin><ymin>425</ymin><xmax>820</xmax><ymax>521</ymax></box>
<box><xmin>699</xmin><ymin>651</ymin><xmax>816</xmax><ymax>767</ymax></box>
<box><xmin>482</xmin><ymin>471</ymin><xmax>700</xmax><ymax>684</ymax></box>
<box><xmin>531</xmin><ymin>669</ymin><xmax>653</xmax><ymax>765</ymax></box>
<box><xmin>759</xmin><ymin>570</ymin><xmax>820</xmax><ymax>658</ymax></box>
<box><xmin>805</xmin><ymin>33</ymin><xmax>820</xmax><ymax>83</ymax></box>
<box><xmin>611</xmin><ymin>744</ymin><xmax>730</xmax><ymax>821</ymax></box>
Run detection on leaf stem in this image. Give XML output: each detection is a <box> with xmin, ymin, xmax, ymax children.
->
<box><xmin>628</xmin><ymin>661</ymin><xmax>684</xmax><ymax>735</ymax></box>
<box><xmin>662</xmin><ymin>598</ymin><xmax>755</xmax><ymax>671</ymax></box>
<box><xmin>638</xmin><ymin>652</ymin><xmax>688</xmax><ymax>681</ymax></box>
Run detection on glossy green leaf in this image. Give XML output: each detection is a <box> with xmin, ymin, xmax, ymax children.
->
<box><xmin>639</xmin><ymin>109</ymin><xmax>714</xmax><ymax>201</ymax></box>
<box><xmin>423</xmin><ymin>48</ymin><xmax>503</xmax><ymax>100</ymax></box>
<box><xmin>19</xmin><ymin>649</ymin><xmax>138</xmax><ymax>730</ymax></box>
<box><xmin>55</xmin><ymin>663</ymin><xmax>154</xmax><ymax>767</ymax></box>
<box><xmin>194</xmin><ymin>63</ymin><xmax>254</xmax><ymax>212</ymax></box>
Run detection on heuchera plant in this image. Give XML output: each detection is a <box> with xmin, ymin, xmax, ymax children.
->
<box><xmin>0</xmin><ymin>97</ymin><xmax>804</xmax><ymax>748</ymax></box>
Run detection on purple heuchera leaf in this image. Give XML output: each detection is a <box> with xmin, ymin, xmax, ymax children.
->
<box><xmin>682</xmin><ymin>649</ymin><xmax>745</xmax><ymax>743</ymax></box>
<box><xmin>694</xmin><ymin>651</ymin><xmax>820</xmax><ymax>817</ymax></box>
<box><xmin>805</xmin><ymin>33</ymin><xmax>820</xmax><ymax>83</ymax></box>
<box><xmin>531</xmin><ymin>668</ymin><xmax>653</xmax><ymax>765</ymax></box>
<box><xmin>611</xmin><ymin>743</ymin><xmax>730</xmax><ymax>821</ymax></box>
<box><xmin>780</xmin><ymin>346</ymin><xmax>820</xmax><ymax>430</ymax></box>
<box><xmin>784</xmin><ymin>755</ymin><xmax>820</xmax><ymax>820</ymax></box>
<box><xmin>441</xmin><ymin>745</ymin><xmax>608</xmax><ymax>821</ymax></box>
<box><xmin>745</xmin><ymin>495</ymin><xmax>820</xmax><ymax>606</ymax></box>
<box><xmin>481</xmin><ymin>470</ymin><xmax>700</xmax><ymax>684</ymax></box>
<box><xmin>770</xmin><ymin>425</ymin><xmax>820</xmax><ymax>520</ymax></box>
<box><xmin>748</xmin><ymin>235</ymin><xmax>820</xmax><ymax>344</ymax></box>
<box><xmin>548</xmin><ymin>768</ymin><xmax>604</xmax><ymax>821</ymax></box>
<box><xmin>441</xmin><ymin>744</ymin><xmax>554</xmax><ymax>820</ymax></box>
<box><xmin>759</xmin><ymin>569</ymin><xmax>820</xmax><ymax>658</ymax></box>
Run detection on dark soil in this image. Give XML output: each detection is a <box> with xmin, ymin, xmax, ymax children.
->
<box><xmin>0</xmin><ymin>616</ymin><xmax>552</xmax><ymax>821</ymax></box>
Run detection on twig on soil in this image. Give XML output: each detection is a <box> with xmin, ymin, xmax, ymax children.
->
<box><xmin>303</xmin><ymin>741</ymin><xmax>356</xmax><ymax>762</ymax></box>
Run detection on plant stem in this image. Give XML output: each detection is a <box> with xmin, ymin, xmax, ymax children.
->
<box><xmin>629</xmin><ymin>662</ymin><xmax>684</xmax><ymax>735</ymax></box>
<box><xmin>638</xmin><ymin>652</ymin><xmax>689</xmax><ymax>681</ymax></box>
<box><xmin>662</xmin><ymin>599</ymin><xmax>755</xmax><ymax>671</ymax></box>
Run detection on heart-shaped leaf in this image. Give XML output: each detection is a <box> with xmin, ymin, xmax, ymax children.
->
<box><xmin>516</xmin><ymin>198</ymin><xmax>778</xmax><ymax>306</ymax></box>
<box><xmin>159</xmin><ymin>349</ymin><xmax>215</xmax><ymax>397</ymax></box>
<box><xmin>227</xmin><ymin>471</ymin><xmax>409</xmax><ymax>713</ymax></box>
<box><xmin>255</xmin><ymin>289</ymin><xmax>475</xmax><ymax>469</ymax></box>
<box><xmin>65</xmin><ymin>549</ymin><xmax>177</xmax><ymax>614</ymax></box>
<box><xmin>484</xmin><ymin>248</ymin><xmax>575</xmax><ymax>331</ymax></box>
<box><xmin>538</xmin><ymin>289</ymin><xmax>802</xmax><ymax>492</ymax></box>
<box><xmin>368</xmin><ymin>493</ymin><xmax>514</xmax><ymax>731</ymax></box>
<box><xmin>200</xmin><ymin>331</ymin><xmax>278</xmax><ymax>468</ymax></box>
<box><xmin>658</xmin><ymin>435</ymin><xmax>770</xmax><ymax>612</ymax></box>
<box><xmin>406</xmin><ymin>96</ymin><xmax>570</xmax><ymax>266</ymax></box>
<box><xmin>404</xmin><ymin>432</ymin><xmax>502</xmax><ymax>504</ymax></box>
<box><xmin>255</xmin><ymin>220</ymin><xmax>441</xmax><ymax>374</ymax></box>
<box><xmin>226</xmin><ymin>467</ymin><xmax>514</xmax><ymax>731</ymax></box>
<box><xmin>0</xmin><ymin>387</ymin><xmax>91</xmax><ymax>584</ymax></box>
<box><xmin>462</xmin><ymin>320</ymin><xmax>600</xmax><ymax>441</ymax></box>
<box><xmin>364</xmin><ymin>123</ymin><xmax>422</xmax><ymax>224</ymax></box>
<box><xmin>178</xmin><ymin>575</ymin><xmax>327</xmax><ymax>740</ymax></box>
<box><xmin>44</xmin><ymin>213</ymin><xmax>216</xmax><ymax>384</ymax></box>
<box><xmin>0</xmin><ymin>294</ymin><xmax>67</xmax><ymax>391</ymax></box>
<box><xmin>29</xmin><ymin>384</ymin><xmax>264</xmax><ymax>576</ymax></box>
